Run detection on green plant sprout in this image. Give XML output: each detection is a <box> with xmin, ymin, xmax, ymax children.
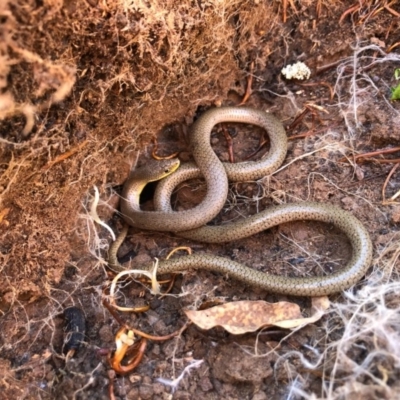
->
<box><xmin>391</xmin><ymin>68</ymin><xmax>400</xmax><ymax>100</ymax></box>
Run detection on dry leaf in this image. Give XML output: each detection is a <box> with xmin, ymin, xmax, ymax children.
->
<box><xmin>184</xmin><ymin>297</ymin><xmax>330</xmax><ymax>334</ymax></box>
<box><xmin>274</xmin><ymin>296</ymin><xmax>330</xmax><ymax>329</ymax></box>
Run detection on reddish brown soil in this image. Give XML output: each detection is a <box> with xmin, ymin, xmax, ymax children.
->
<box><xmin>1</xmin><ymin>1</ymin><xmax>400</xmax><ymax>399</ymax></box>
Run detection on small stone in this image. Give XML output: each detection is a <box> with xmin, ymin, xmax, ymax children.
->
<box><xmin>133</xmin><ymin>253</ymin><xmax>153</xmax><ymax>265</ymax></box>
<box><xmin>126</xmin><ymin>387</ymin><xmax>139</xmax><ymax>399</ymax></box>
<box><xmin>150</xmin><ymin>297</ymin><xmax>162</xmax><ymax>309</ymax></box>
<box><xmin>153</xmin><ymin>319</ymin><xmax>167</xmax><ymax>334</ymax></box>
<box><xmin>199</xmin><ymin>376</ymin><xmax>213</xmax><ymax>392</ymax></box>
<box><xmin>142</xmin><ymin>376</ymin><xmax>152</xmax><ymax>385</ymax></box>
<box><xmin>212</xmin><ymin>344</ymin><xmax>273</xmax><ymax>383</ymax></box>
<box><xmin>144</xmin><ymin>241</ymin><xmax>158</xmax><ymax>251</ymax></box>
<box><xmin>129</xmin><ymin>374</ymin><xmax>142</xmax><ymax>384</ymax></box>
<box><xmin>46</xmin><ymin>369</ymin><xmax>55</xmax><ymax>382</ymax></box>
<box><xmin>139</xmin><ymin>383</ymin><xmax>154</xmax><ymax>399</ymax></box>
<box><xmin>390</xmin><ymin>206</ymin><xmax>400</xmax><ymax>224</ymax></box>
<box><xmin>370</xmin><ymin>37</ymin><xmax>385</xmax><ymax>48</ymax></box>
<box><xmin>179</xmin><ymin>151</ymin><xmax>191</xmax><ymax>162</ymax></box>
<box><xmin>98</xmin><ymin>325</ymin><xmax>114</xmax><ymax>343</ymax></box>
<box><xmin>252</xmin><ymin>391</ymin><xmax>269</xmax><ymax>400</ymax></box>
<box><xmin>152</xmin><ymin>344</ymin><xmax>161</xmax><ymax>356</ymax></box>
<box><xmin>219</xmin><ymin>152</ymin><xmax>229</xmax><ymax>161</ymax></box>
<box><xmin>173</xmin><ymin>391</ymin><xmax>191</xmax><ymax>400</ymax></box>
<box><xmin>153</xmin><ymin>382</ymin><xmax>166</xmax><ymax>395</ymax></box>
<box><xmin>145</xmin><ymin>310</ymin><xmax>160</xmax><ymax>325</ymax></box>
<box><xmin>341</xmin><ymin>196</ymin><xmax>358</xmax><ymax>211</ymax></box>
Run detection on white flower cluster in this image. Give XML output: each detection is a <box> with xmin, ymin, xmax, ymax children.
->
<box><xmin>281</xmin><ymin>62</ymin><xmax>311</xmax><ymax>80</ymax></box>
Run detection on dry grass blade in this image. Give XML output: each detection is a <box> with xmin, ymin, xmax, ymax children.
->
<box><xmin>382</xmin><ymin>162</ymin><xmax>400</xmax><ymax>204</ymax></box>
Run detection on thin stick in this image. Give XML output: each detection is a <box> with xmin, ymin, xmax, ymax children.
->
<box><xmin>382</xmin><ymin>162</ymin><xmax>400</xmax><ymax>203</ymax></box>
<box><xmin>42</xmin><ymin>140</ymin><xmax>89</xmax><ymax>170</ymax></box>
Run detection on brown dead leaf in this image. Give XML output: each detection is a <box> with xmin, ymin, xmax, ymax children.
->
<box><xmin>274</xmin><ymin>296</ymin><xmax>330</xmax><ymax>329</ymax></box>
<box><xmin>184</xmin><ymin>297</ymin><xmax>330</xmax><ymax>334</ymax></box>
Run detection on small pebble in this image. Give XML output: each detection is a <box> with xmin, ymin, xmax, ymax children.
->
<box><xmin>390</xmin><ymin>206</ymin><xmax>400</xmax><ymax>224</ymax></box>
<box><xmin>199</xmin><ymin>376</ymin><xmax>213</xmax><ymax>392</ymax></box>
<box><xmin>133</xmin><ymin>253</ymin><xmax>153</xmax><ymax>265</ymax></box>
<box><xmin>126</xmin><ymin>388</ymin><xmax>139</xmax><ymax>399</ymax></box>
<box><xmin>129</xmin><ymin>374</ymin><xmax>142</xmax><ymax>384</ymax></box>
<box><xmin>252</xmin><ymin>391</ymin><xmax>269</xmax><ymax>400</ymax></box>
<box><xmin>139</xmin><ymin>383</ymin><xmax>154</xmax><ymax>400</ymax></box>
<box><xmin>98</xmin><ymin>325</ymin><xmax>114</xmax><ymax>343</ymax></box>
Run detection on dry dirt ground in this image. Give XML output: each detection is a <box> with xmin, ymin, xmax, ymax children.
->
<box><xmin>1</xmin><ymin>1</ymin><xmax>400</xmax><ymax>399</ymax></box>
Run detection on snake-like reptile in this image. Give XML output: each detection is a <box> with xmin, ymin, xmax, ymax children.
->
<box><xmin>121</xmin><ymin>107</ymin><xmax>287</xmax><ymax>231</ymax></box>
<box><xmin>112</xmin><ymin>107</ymin><xmax>373</xmax><ymax>296</ymax></box>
